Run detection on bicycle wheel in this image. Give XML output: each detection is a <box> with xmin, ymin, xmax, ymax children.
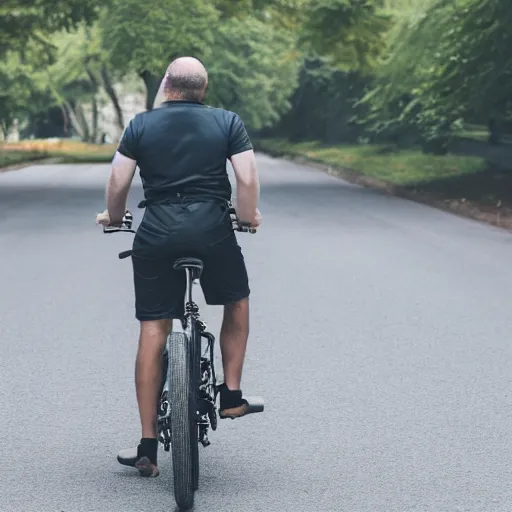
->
<box><xmin>189</xmin><ymin>323</ymin><xmax>200</xmax><ymax>491</ymax></box>
<box><xmin>169</xmin><ymin>332</ymin><xmax>195</xmax><ymax>510</ymax></box>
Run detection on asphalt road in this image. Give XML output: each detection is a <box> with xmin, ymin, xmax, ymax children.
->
<box><xmin>1</xmin><ymin>154</ymin><xmax>511</xmax><ymax>512</ymax></box>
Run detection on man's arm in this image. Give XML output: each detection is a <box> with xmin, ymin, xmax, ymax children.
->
<box><xmin>106</xmin><ymin>151</ymin><xmax>137</xmax><ymax>225</ymax></box>
<box><xmin>230</xmin><ymin>149</ymin><xmax>260</xmax><ymax>224</ymax></box>
<box><xmin>227</xmin><ymin>114</ymin><xmax>260</xmax><ymax>225</ymax></box>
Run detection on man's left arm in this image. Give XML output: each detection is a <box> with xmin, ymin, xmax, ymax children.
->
<box><xmin>97</xmin><ymin>116</ymin><xmax>140</xmax><ymax>226</ymax></box>
<box><xmin>105</xmin><ymin>151</ymin><xmax>137</xmax><ymax>225</ymax></box>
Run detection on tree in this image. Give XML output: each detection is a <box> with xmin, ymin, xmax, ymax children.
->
<box><xmin>417</xmin><ymin>0</ymin><xmax>512</xmax><ymax>145</ymax></box>
<box><xmin>0</xmin><ymin>0</ymin><xmax>103</xmax><ymax>56</ymax></box>
<box><xmin>206</xmin><ymin>16</ymin><xmax>300</xmax><ymax>131</ymax></box>
<box><xmin>256</xmin><ymin>1</ymin><xmax>390</xmax><ymax>143</ymax></box>
<box><xmin>101</xmin><ymin>0</ymin><xmax>219</xmax><ymax>111</ymax></box>
<box><xmin>0</xmin><ymin>55</ymin><xmax>38</xmax><ymax>138</ymax></box>
<box><xmin>263</xmin><ymin>58</ymin><xmax>370</xmax><ymax>143</ymax></box>
<box><xmin>357</xmin><ymin>0</ymin><xmax>512</xmax><ymax>151</ymax></box>
<box><xmin>41</xmin><ymin>24</ymin><xmax>125</xmax><ymax>142</ymax></box>
<box><xmin>299</xmin><ymin>0</ymin><xmax>391</xmax><ymax>73</ymax></box>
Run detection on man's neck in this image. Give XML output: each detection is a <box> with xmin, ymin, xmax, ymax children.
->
<box><xmin>164</xmin><ymin>90</ymin><xmax>204</xmax><ymax>103</ymax></box>
<box><xmin>164</xmin><ymin>93</ymin><xmax>186</xmax><ymax>101</ymax></box>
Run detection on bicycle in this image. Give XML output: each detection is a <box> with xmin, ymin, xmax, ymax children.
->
<box><xmin>103</xmin><ymin>204</ymin><xmax>264</xmax><ymax>511</ymax></box>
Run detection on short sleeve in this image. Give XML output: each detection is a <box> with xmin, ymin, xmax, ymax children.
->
<box><xmin>117</xmin><ymin>116</ymin><xmax>140</xmax><ymax>160</ymax></box>
<box><xmin>227</xmin><ymin>114</ymin><xmax>253</xmax><ymax>157</ymax></box>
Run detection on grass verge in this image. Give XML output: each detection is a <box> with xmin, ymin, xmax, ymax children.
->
<box><xmin>255</xmin><ymin>138</ymin><xmax>485</xmax><ymax>187</ymax></box>
<box><xmin>255</xmin><ymin>138</ymin><xmax>512</xmax><ymax>229</ymax></box>
<box><xmin>0</xmin><ymin>149</ymin><xmax>48</xmax><ymax>168</ymax></box>
<box><xmin>1</xmin><ymin>140</ymin><xmax>116</xmax><ymax>168</ymax></box>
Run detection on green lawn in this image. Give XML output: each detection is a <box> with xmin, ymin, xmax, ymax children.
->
<box><xmin>0</xmin><ymin>149</ymin><xmax>48</xmax><ymax>168</ymax></box>
<box><xmin>256</xmin><ymin>138</ymin><xmax>485</xmax><ymax>186</ymax></box>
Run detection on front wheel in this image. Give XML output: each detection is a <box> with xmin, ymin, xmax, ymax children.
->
<box><xmin>189</xmin><ymin>325</ymin><xmax>200</xmax><ymax>491</ymax></box>
<box><xmin>169</xmin><ymin>332</ymin><xmax>196</xmax><ymax>510</ymax></box>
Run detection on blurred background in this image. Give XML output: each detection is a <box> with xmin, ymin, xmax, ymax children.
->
<box><xmin>1</xmin><ymin>0</ymin><xmax>511</xmax><ymax>220</ymax></box>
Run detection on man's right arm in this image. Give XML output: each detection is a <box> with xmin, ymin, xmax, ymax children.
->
<box><xmin>230</xmin><ymin>149</ymin><xmax>260</xmax><ymax>225</ymax></box>
<box><xmin>228</xmin><ymin>114</ymin><xmax>260</xmax><ymax>226</ymax></box>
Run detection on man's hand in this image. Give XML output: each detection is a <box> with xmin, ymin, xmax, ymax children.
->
<box><xmin>96</xmin><ymin>209</ymin><xmax>123</xmax><ymax>227</ymax></box>
<box><xmin>96</xmin><ymin>210</ymin><xmax>110</xmax><ymax>226</ymax></box>
<box><xmin>251</xmin><ymin>208</ymin><xmax>262</xmax><ymax>228</ymax></box>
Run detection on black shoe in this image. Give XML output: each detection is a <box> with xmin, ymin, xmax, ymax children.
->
<box><xmin>218</xmin><ymin>383</ymin><xmax>264</xmax><ymax>419</ymax></box>
<box><xmin>117</xmin><ymin>438</ymin><xmax>159</xmax><ymax>477</ymax></box>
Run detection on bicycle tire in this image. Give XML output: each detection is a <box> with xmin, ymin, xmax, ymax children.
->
<box><xmin>188</xmin><ymin>322</ymin><xmax>200</xmax><ymax>491</ymax></box>
<box><xmin>169</xmin><ymin>332</ymin><xmax>195</xmax><ymax>510</ymax></box>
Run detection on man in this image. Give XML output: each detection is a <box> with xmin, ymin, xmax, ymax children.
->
<box><xmin>96</xmin><ymin>56</ymin><xmax>261</xmax><ymax>478</ymax></box>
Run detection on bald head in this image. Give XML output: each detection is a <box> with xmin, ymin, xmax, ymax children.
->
<box><xmin>163</xmin><ymin>57</ymin><xmax>208</xmax><ymax>102</ymax></box>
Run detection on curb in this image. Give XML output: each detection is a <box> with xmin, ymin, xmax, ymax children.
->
<box><xmin>256</xmin><ymin>145</ymin><xmax>512</xmax><ymax>231</ymax></box>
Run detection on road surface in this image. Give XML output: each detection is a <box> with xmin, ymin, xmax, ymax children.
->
<box><xmin>0</xmin><ymin>154</ymin><xmax>511</xmax><ymax>512</ymax></box>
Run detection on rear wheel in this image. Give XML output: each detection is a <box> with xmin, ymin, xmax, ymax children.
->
<box><xmin>169</xmin><ymin>332</ymin><xmax>195</xmax><ymax>510</ymax></box>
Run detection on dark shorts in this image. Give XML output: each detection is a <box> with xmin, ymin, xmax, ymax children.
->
<box><xmin>131</xmin><ymin>200</ymin><xmax>250</xmax><ymax>321</ymax></box>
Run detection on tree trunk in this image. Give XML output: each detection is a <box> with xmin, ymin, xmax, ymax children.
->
<box><xmin>140</xmin><ymin>70</ymin><xmax>161</xmax><ymax>111</ymax></box>
<box><xmin>91</xmin><ymin>95</ymin><xmax>99</xmax><ymax>143</ymax></box>
<box><xmin>59</xmin><ymin>104</ymin><xmax>69</xmax><ymax>136</ymax></box>
<box><xmin>63</xmin><ymin>101</ymin><xmax>86</xmax><ymax>140</ymax></box>
<box><xmin>1</xmin><ymin>121</ymin><xmax>10</xmax><ymax>140</ymax></box>
<box><xmin>100</xmin><ymin>64</ymin><xmax>124</xmax><ymax>130</ymax></box>
<box><xmin>77</xmin><ymin>103</ymin><xmax>91</xmax><ymax>142</ymax></box>
<box><xmin>488</xmin><ymin>118</ymin><xmax>501</xmax><ymax>145</ymax></box>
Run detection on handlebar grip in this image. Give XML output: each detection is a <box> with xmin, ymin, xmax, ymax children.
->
<box><xmin>237</xmin><ymin>225</ymin><xmax>257</xmax><ymax>234</ymax></box>
<box><xmin>119</xmin><ymin>250</ymin><xmax>133</xmax><ymax>260</ymax></box>
<box><xmin>236</xmin><ymin>220</ymin><xmax>257</xmax><ymax>234</ymax></box>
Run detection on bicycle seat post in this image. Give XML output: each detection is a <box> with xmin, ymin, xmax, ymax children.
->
<box><xmin>186</xmin><ymin>268</ymin><xmax>198</xmax><ymax>304</ymax></box>
<box><xmin>173</xmin><ymin>257</ymin><xmax>204</xmax><ymax>305</ymax></box>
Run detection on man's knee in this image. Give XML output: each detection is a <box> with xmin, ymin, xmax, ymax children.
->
<box><xmin>223</xmin><ymin>298</ymin><xmax>249</xmax><ymax>331</ymax></box>
<box><xmin>139</xmin><ymin>318</ymin><xmax>172</xmax><ymax>342</ymax></box>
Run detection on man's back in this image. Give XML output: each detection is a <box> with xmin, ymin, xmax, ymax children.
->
<box><xmin>117</xmin><ymin>100</ymin><xmax>252</xmax><ymax>204</ymax></box>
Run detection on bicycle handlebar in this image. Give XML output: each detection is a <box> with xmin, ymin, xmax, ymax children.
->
<box><xmin>102</xmin><ymin>211</ymin><xmax>135</xmax><ymax>234</ymax></box>
<box><xmin>227</xmin><ymin>205</ymin><xmax>257</xmax><ymax>234</ymax></box>
<box><xmin>103</xmin><ymin>207</ymin><xmax>257</xmax><ymax>259</ymax></box>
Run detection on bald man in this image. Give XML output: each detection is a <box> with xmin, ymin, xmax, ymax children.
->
<box><xmin>97</xmin><ymin>57</ymin><xmax>261</xmax><ymax>477</ymax></box>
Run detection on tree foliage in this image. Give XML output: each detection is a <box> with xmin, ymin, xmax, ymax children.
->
<box><xmin>101</xmin><ymin>0</ymin><xmax>219</xmax><ymax>109</ymax></box>
<box><xmin>299</xmin><ymin>0</ymin><xmax>390</xmax><ymax>73</ymax></box>
<box><xmin>0</xmin><ymin>0</ymin><xmax>102</xmax><ymax>55</ymax></box>
<box><xmin>262</xmin><ymin>58</ymin><xmax>370</xmax><ymax>143</ymax></box>
<box><xmin>206</xmin><ymin>16</ymin><xmax>300</xmax><ymax>131</ymax></box>
<box><xmin>10</xmin><ymin>0</ymin><xmax>506</xmax><ymax>154</ymax></box>
<box><xmin>357</xmin><ymin>0</ymin><xmax>512</xmax><ymax>149</ymax></box>
<box><xmin>0</xmin><ymin>55</ymin><xmax>39</xmax><ymax>138</ymax></box>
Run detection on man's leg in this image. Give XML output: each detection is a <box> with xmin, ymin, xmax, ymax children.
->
<box><xmin>199</xmin><ymin>222</ymin><xmax>252</xmax><ymax>418</ymax></box>
<box><xmin>119</xmin><ymin>319</ymin><xmax>170</xmax><ymax>477</ymax></box>
<box><xmin>117</xmin><ymin>248</ymin><xmax>185</xmax><ymax>476</ymax></box>
<box><xmin>135</xmin><ymin>319</ymin><xmax>171</xmax><ymax>439</ymax></box>
<box><xmin>219</xmin><ymin>298</ymin><xmax>249</xmax><ymax>391</ymax></box>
